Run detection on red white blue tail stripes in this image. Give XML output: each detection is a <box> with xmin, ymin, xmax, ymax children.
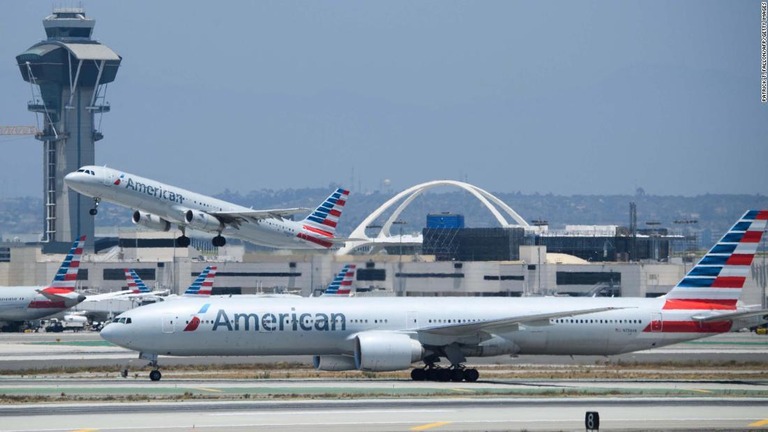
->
<box><xmin>185</xmin><ymin>265</ymin><xmax>217</xmax><ymax>296</ymax></box>
<box><xmin>323</xmin><ymin>264</ymin><xmax>356</xmax><ymax>296</ymax></box>
<box><xmin>665</xmin><ymin>210</ymin><xmax>767</xmax><ymax>309</ymax></box>
<box><xmin>299</xmin><ymin>188</ymin><xmax>349</xmax><ymax>248</ymax></box>
<box><xmin>124</xmin><ymin>269</ymin><xmax>152</xmax><ymax>294</ymax></box>
<box><xmin>47</xmin><ymin>235</ymin><xmax>86</xmax><ymax>290</ymax></box>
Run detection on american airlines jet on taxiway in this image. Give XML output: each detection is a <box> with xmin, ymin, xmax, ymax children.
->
<box><xmin>64</xmin><ymin>166</ymin><xmax>349</xmax><ymax>249</ymax></box>
<box><xmin>101</xmin><ymin>211</ymin><xmax>768</xmax><ymax>382</ymax></box>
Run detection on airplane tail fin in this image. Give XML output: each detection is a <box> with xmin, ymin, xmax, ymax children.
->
<box><xmin>323</xmin><ymin>264</ymin><xmax>356</xmax><ymax>296</ymax></box>
<box><xmin>124</xmin><ymin>269</ymin><xmax>152</xmax><ymax>294</ymax></box>
<box><xmin>664</xmin><ymin>210</ymin><xmax>767</xmax><ymax>310</ymax></box>
<box><xmin>184</xmin><ymin>265</ymin><xmax>217</xmax><ymax>296</ymax></box>
<box><xmin>48</xmin><ymin>235</ymin><xmax>86</xmax><ymax>291</ymax></box>
<box><xmin>298</xmin><ymin>188</ymin><xmax>350</xmax><ymax>248</ymax></box>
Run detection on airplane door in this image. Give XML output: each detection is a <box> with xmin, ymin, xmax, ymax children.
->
<box><xmin>406</xmin><ymin>311</ymin><xmax>418</xmax><ymax>330</ymax></box>
<box><xmin>650</xmin><ymin>312</ymin><xmax>662</xmax><ymax>332</ymax></box>
<box><xmin>103</xmin><ymin>170</ymin><xmax>115</xmax><ymax>186</ymax></box>
<box><xmin>162</xmin><ymin>314</ymin><xmax>176</xmax><ymax>334</ymax></box>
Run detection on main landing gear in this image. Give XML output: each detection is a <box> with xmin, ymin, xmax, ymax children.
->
<box><xmin>175</xmin><ymin>233</ymin><xmax>226</xmax><ymax>248</ymax></box>
<box><xmin>89</xmin><ymin>198</ymin><xmax>100</xmax><ymax>216</ymax></box>
<box><xmin>175</xmin><ymin>235</ymin><xmax>191</xmax><ymax>248</ymax></box>
<box><xmin>410</xmin><ymin>347</ymin><xmax>480</xmax><ymax>382</ymax></box>
<box><xmin>410</xmin><ymin>364</ymin><xmax>479</xmax><ymax>382</ymax></box>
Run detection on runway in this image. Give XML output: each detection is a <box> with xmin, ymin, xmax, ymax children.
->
<box><xmin>1</xmin><ymin>398</ymin><xmax>767</xmax><ymax>431</ymax></box>
<box><xmin>0</xmin><ymin>331</ymin><xmax>766</xmax><ymax>431</ymax></box>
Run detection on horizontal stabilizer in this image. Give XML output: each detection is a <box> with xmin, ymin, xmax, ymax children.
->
<box><xmin>692</xmin><ymin>308</ymin><xmax>768</xmax><ymax>322</ymax></box>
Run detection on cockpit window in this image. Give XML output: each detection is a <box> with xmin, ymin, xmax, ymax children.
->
<box><xmin>75</xmin><ymin>169</ymin><xmax>96</xmax><ymax>175</ymax></box>
<box><xmin>113</xmin><ymin>317</ymin><xmax>132</xmax><ymax>324</ymax></box>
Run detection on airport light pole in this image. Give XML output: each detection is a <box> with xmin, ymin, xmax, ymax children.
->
<box><xmin>392</xmin><ymin>220</ymin><xmax>407</xmax><ymax>297</ymax></box>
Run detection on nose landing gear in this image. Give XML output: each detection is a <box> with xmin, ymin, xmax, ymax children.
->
<box><xmin>89</xmin><ymin>198</ymin><xmax>100</xmax><ymax>216</ymax></box>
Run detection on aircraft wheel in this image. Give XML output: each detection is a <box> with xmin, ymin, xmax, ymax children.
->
<box><xmin>425</xmin><ymin>368</ymin><xmax>438</xmax><ymax>381</ymax></box>
<box><xmin>89</xmin><ymin>208</ymin><xmax>98</xmax><ymax>216</ymax></box>
<box><xmin>149</xmin><ymin>370</ymin><xmax>162</xmax><ymax>381</ymax></box>
<box><xmin>212</xmin><ymin>235</ymin><xmax>226</xmax><ymax>247</ymax></box>
<box><xmin>176</xmin><ymin>236</ymin><xmax>190</xmax><ymax>248</ymax></box>
<box><xmin>463</xmin><ymin>368</ymin><xmax>479</xmax><ymax>382</ymax></box>
<box><xmin>450</xmin><ymin>369</ymin><xmax>464</xmax><ymax>382</ymax></box>
<box><xmin>411</xmin><ymin>368</ymin><xmax>426</xmax><ymax>381</ymax></box>
<box><xmin>437</xmin><ymin>369</ymin><xmax>451</xmax><ymax>382</ymax></box>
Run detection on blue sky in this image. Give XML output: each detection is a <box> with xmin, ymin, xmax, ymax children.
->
<box><xmin>0</xmin><ymin>1</ymin><xmax>765</xmax><ymax>198</ymax></box>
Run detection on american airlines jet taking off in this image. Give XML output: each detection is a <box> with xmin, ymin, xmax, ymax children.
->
<box><xmin>0</xmin><ymin>236</ymin><xmax>87</xmax><ymax>332</ymax></box>
<box><xmin>64</xmin><ymin>166</ymin><xmax>349</xmax><ymax>249</ymax></box>
<box><xmin>101</xmin><ymin>211</ymin><xmax>768</xmax><ymax>382</ymax></box>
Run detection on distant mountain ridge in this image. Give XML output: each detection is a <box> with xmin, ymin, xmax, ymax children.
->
<box><xmin>1</xmin><ymin>190</ymin><xmax>766</xmax><ymax>247</ymax></box>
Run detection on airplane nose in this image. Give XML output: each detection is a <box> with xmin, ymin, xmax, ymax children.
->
<box><xmin>100</xmin><ymin>323</ymin><xmax>125</xmax><ymax>346</ymax></box>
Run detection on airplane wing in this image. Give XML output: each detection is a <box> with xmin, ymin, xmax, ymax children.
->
<box><xmin>418</xmin><ymin>306</ymin><xmax>626</xmax><ymax>337</ymax></box>
<box><xmin>211</xmin><ymin>208</ymin><xmax>309</xmax><ymax>223</ymax></box>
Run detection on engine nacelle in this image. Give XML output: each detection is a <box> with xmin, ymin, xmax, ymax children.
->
<box><xmin>460</xmin><ymin>335</ymin><xmax>519</xmax><ymax>357</ymax></box>
<box><xmin>132</xmin><ymin>211</ymin><xmax>171</xmax><ymax>232</ymax></box>
<box><xmin>184</xmin><ymin>209</ymin><xmax>224</xmax><ymax>232</ymax></box>
<box><xmin>354</xmin><ymin>332</ymin><xmax>423</xmax><ymax>372</ymax></box>
<box><xmin>313</xmin><ymin>355</ymin><xmax>357</xmax><ymax>371</ymax></box>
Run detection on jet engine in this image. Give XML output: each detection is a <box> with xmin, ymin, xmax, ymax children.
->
<box><xmin>132</xmin><ymin>211</ymin><xmax>171</xmax><ymax>232</ymax></box>
<box><xmin>312</xmin><ymin>355</ymin><xmax>357</xmax><ymax>371</ymax></box>
<box><xmin>354</xmin><ymin>332</ymin><xmax>424</xmax><ymax>372</ymax></box>
<box><xmin>184</xmin><ymin>210</ymin><xmax>224</xmax><ymax>232</ymax></box>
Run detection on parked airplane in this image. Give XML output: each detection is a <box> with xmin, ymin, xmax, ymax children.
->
<box><xmin>123</xmin><ymin>269</ymin><xmax>170</xmax><ymax>297</ymax></box>
<box><xmin>64</xmin><ymin>166</ymin><xmax>350</xmax><ymax>249</ymax></box>
<box><xmin>76</xmin><ymin>266</ymin><xmax>217</xmax><ymax>322</ymax></box>
<box><xmin>101</xmin><ymin>211</ymin><xmax>768</xmax><ymax>382</ymax></box>
<box><xmin>123</xmin><ymin>265</ymin><xmax>217</xmax><ymax>299</ymax></box>
<box><xmin>0</xmin><ymin>236</ymin><xmax>87</xmax><ymax>332</ymax></box>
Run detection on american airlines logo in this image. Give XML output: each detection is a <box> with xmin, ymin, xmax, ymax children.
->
<box><xmin>124</xmin><ymin>177</ymin><xmax>185</xmax><ymax>204</ymax></box>
<box><xmin>200</xmin><ymin>309</ymin><xmax>347</xmax><ymax>332</ymax></box>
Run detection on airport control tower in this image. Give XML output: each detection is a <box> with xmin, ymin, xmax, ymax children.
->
<box><xmin>16</xmin><ymin>8</ymin><xmax>121</xmax><ymax>245</ymax></box>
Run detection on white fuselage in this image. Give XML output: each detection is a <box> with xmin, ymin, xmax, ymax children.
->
<box><xmin>0</xmin><ymin>287</ymin><xmax>80</xmax><ymax>322</ymax></box>
<box><xmin>101</xmin><ymin>295</ymin><xmax>729</xmax><ymax>358</ymax></box>
<box><xmin>64</xmin><ymin>167</ymin><xmax>320</xmax><ymax>249</ymax></box>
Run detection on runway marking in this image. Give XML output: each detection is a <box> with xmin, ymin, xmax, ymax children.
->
<box><xmin>71</xmin><ymin>429</ymin><xmax>99</xmax><ymax>432</ymax></box>
<box><xmin>690</xmin><ymin>389</ymin><xmax>712</xmax><ymax>394</ymax></box>
<box><xmin>749</xmin><ymin>419</ymin><xmax>768</xmax><ymax>427</ymax></box>
<box><xmin>192</xmin><ymin>387</ymin><xmax>223</xmax><ymax>393</ymax></box>
<box><xmin>450</xmin><ymin>388</ymin><xmax>475</xmax><ymax>393</ymax></box>
<box><xmin>411</xmin><ymin>421</ymin><xmax>452</xmax><ymax>431</ymax></box>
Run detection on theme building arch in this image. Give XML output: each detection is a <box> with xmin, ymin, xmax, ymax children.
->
<box><xmin>337</xmin><ymin>180</ymin><xmax>530</xmax><ymax>255</ymax></box>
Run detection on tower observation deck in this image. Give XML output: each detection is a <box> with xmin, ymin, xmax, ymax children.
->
<box><xmin>16</xmin><ymin>8</ymin><xmax>121</xmax><ymax>244</ymax></box>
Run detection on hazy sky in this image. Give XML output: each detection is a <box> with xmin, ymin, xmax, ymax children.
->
<box><xmin>0</xmin><ymin>1</ymin><xmax>765</xmax><ymax>198</ymax></box>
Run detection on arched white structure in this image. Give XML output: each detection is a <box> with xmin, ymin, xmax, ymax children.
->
<box><xmin>337</xmin><ymin>180</ymin><xmax>531</xmax><ymax>255</ymax></box>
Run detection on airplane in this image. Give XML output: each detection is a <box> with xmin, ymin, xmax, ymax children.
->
<box><xmin>321</xmin><ymin>264</ymin><xmax>356</xmax><ymax>296</ymax></box>
<box><xmin>123</xmin><ymin>265</ymin><xmax>217</xmax><ymax>299</ymax></box>
<box><xmin>64</xmin><ymin>166</ymin><xmax>350</xmax><ymax>249</ymax></box>
<box><xmin>123</xmin><ymin>269</ymin><xmax>170</xmax><ymax>297</ymax></box>
<box><xmin>101</xmin><ymin>211</ymin><xmax>768</xmax><ymax>382</ymax></box>
<box><xmin>76</xmin><ymin>266</ymin><xmax>217</xmax><ymax>323</ymax></box>
<box><xmin>0</xmin><ymin>236</ymin><xmax>87</xmax><ymax>332</ymax></box>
